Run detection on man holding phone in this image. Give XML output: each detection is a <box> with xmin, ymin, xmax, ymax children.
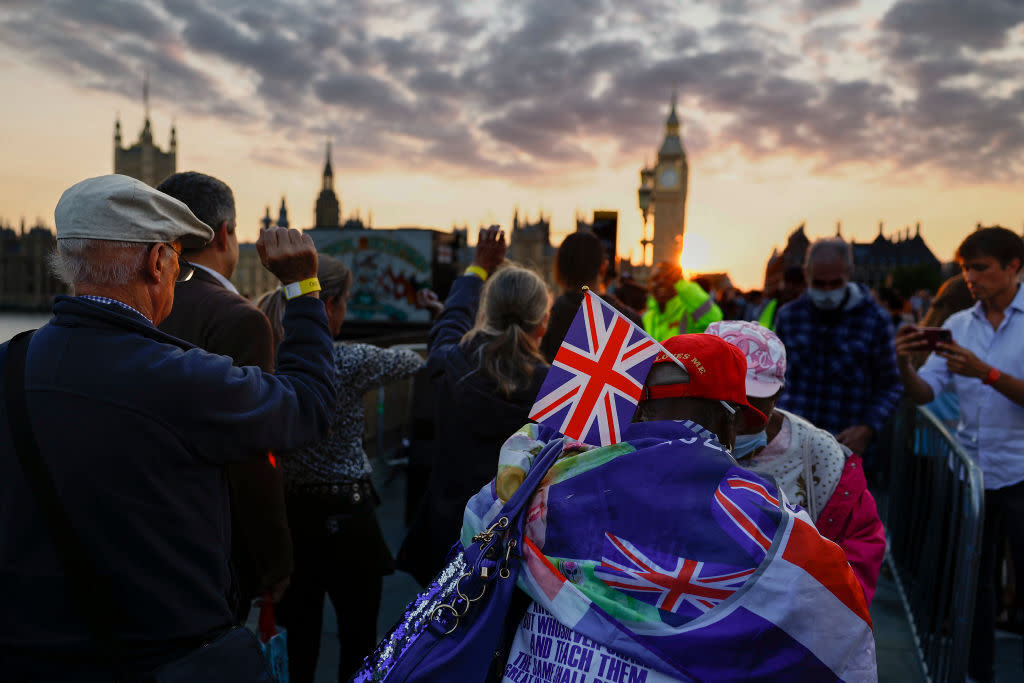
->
<box><xmin>895</xmin><ymin>226</ymin><xmax>1024</xmax><ymax>683</ymax></box>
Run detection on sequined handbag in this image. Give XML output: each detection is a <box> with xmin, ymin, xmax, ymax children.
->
<box><xmin>352</xmin><ymin>439</ymin><xmax>563</xmax><ymax>683</ymax></box>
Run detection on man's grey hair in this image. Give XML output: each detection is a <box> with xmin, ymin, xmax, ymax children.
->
<box><xmin>49</xmin><ymin>238</ymin><xmax>150</xmax><ymax>289</ymax></box>
<box><xmin>805</xmin><ymin>238</ymin><xmax>854</xmax><ymax>272</ymax></box>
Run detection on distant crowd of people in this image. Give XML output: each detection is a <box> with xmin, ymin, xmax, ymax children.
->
<box><xmin>1</xmin><ymin>170</ymin><xmax>1021</xmax><ymax>683</ymax></box>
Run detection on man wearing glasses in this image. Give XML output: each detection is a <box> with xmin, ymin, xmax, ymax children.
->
<box><xmin>0</xmin><ymin>174</ymin><xmax>337</xmax><ymax>678</ymax></box>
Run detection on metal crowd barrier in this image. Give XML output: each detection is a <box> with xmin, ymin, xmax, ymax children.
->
<box><xmin>884</xmin><ymin>401</ymin><xmax>985</xmax><ymax>683</ymax></box>
<box><xmin>371</xmin><ymin>343</ymin><xmax>428</xmax><ymax>469</ymax></box>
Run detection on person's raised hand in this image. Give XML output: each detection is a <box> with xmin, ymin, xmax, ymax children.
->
<box><xmin>415</xmin><ymin>288</ymin><xmax>444</xmax><ymax>318</ymax></box>
<box><xmin>257</xmin><ymin>226</ymin><xmax>318</xmax><ymax>287</ymax></box>
<box><xmin>473</xmin><ymin>225</ymin><xmax>507</xmax><ymax>275</ymax></box>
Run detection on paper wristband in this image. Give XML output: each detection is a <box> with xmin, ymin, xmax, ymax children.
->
<box><xmin>465</xmin><ymin>265</ymin><xmax>489</xmax><ymax>281</ymax></box>
<box><xmin>283</xmin><ymin>277</ymin><xmax>322</xmax><ymax>300</ymax></box>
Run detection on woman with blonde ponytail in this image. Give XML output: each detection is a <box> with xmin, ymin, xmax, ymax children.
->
<box><xmin>397</xmin><ymin>226</ymin><xmax>551</xmax><ymax>585</ymax></box>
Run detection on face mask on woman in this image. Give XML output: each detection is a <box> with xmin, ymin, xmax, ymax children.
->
<box><xmin>732</xmin><ymin>430</ymin><xmax>768</xmax><ymax>459</ymax></box>
<box><xmin>806</xmin><ymin>286</ymin><xmax>846</xmax><ymax>310</ymax></box>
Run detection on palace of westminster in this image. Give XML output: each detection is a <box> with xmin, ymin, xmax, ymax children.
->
<box><xmin>1</xmin><ymin>93</ymin><xmax>942</xmax><ymax>310</ymax></box>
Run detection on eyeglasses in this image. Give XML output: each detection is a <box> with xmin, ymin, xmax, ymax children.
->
<box><xmin>163</xmin><ymin>243</ymin><xmax>194</xmax><ymax>282</ymax></box>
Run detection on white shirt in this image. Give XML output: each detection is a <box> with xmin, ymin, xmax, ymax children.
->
<box><xmin>192</xmin><ymin>263</ymin><xmax>240</xmax><ymax>295</ymax></box>
<box><xmin>918</xmin><ymin>284</ymin><xmax>1024</xmax><ymax>490</ymax></box>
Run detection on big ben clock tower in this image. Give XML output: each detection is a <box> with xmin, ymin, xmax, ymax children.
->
<box><xmin>643</xmin><ymin>95</ymin><xmax>689</xmax><ymax>266</ymax></box>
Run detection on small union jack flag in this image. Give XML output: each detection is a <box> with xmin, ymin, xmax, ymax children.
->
<box><xmin>529</xmin><ymin>291</ymin><xmax>659</xmax><ymax>446</ymax></box>
<box><xmin>596</xmin><ymin>533</ymin><xmax>756</xmax><ymax>616</ymax></box>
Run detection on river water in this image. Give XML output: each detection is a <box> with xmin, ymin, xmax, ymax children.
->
<box><xmin>0</xmin><ymin>312</ymin><xmax>54</xmax><ymax>342</ymax></box>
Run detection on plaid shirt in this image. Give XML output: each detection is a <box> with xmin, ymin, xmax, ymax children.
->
<box><xmin>775</xmin><ymin>284</ymin><xmax>903</xmax><ymax>436</ymax></box>
<box><xmin>79</xmin><ymin>295</ymin><xmax>151</xmax><ymax>323</ymax></box>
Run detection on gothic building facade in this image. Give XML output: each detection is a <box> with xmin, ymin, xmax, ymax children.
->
<box><xmin>507</xmin><ymin>209</ymin><xmax>557</xmax><ymax>288</ymax></box>
<box><xmin>307</xmin><ymin>142</ymin><xmax>366</xmax><ymax>231</ymax></box>
<box><xmin>114</xmin><ymin>86</ymin><xmax>176</xmax><ymax>187</ymax></box>
<box><xmin>764</xmin><ymin>222</ymin><xmax>941</xmax><ymax>292</ymax></box>
<box><xmin>0</xmin><ymin>220</ymin><xmax>68</xmax><ymax>309</ymax></box>
<box><xmin>314</xmin><ymin>142</ymin><xmax>341</xmax><ymax>229</ymax></box>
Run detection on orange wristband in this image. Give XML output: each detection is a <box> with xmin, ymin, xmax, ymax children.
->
<box><xmin>984</xmin><ymin>367</ymin><xmax>1001</xmax><ymax>385</ymax></box>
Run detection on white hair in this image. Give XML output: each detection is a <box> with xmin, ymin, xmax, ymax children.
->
<box><xmin>49</xmin><ymin>238</ymin><xmax>150</xmax><ymax>290</ymax></box>
<box><xmin>805</xmin><ymin>238</ymin><xmax>854</xmax><ymax>272</ymax></box>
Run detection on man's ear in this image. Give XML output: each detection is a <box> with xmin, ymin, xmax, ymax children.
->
<box><xmin>213</xmin><ymin>221</ymin><xmax>231</xmax><ymax>251</ymax></box>
<box><xmin>144</xmin><ymin>243</ymin><xmax>165</xmax><ymax>284</ymax></box>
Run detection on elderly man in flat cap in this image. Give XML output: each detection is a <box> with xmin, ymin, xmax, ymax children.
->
<box><xmin>0</xmin><ymin>174</ymin><xmax>337</xmax><ymax>680</ymax></box>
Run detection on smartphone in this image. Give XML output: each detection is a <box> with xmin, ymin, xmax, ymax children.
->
<box><xmin>918</xmin><ymin>326</ymin><xmax>952</xmax><ymax>352</ymax></box>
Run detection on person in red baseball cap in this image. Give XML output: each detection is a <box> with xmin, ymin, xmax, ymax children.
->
<box><xmin>635</xmin><ymin>333</ymin><xmax>767</xmax><ymax>451</ymax></box>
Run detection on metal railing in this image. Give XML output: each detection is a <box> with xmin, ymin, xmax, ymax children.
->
<box><xmin>376</xmin><ymin>343</ymin><xmax>428</xmax><ymax>469</ymax></box>
<box><xmin>884</xmin><ymin>401</ymin><xmax>985</xmax><ymax>683</ymax></box>
<box><xmin>354</xmin><ymin>343</ymin><xmax>429</xmax><ymax>471</ymax></box>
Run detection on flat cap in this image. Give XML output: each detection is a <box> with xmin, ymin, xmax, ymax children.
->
<box><xmin>55</xmin><ymin>174</ymin><xmax>214</xmax><ymax>249</ymax></box>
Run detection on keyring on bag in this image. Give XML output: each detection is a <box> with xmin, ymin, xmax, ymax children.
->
<box><xmin>499</xmin><ymin>539</ymin><xmax>517</xmax><ymax>579</ymax></box>
<box><xmin>456</xmin><ymin>570</ymin><xmax>488</xmax><ymax>603</ymax></box>
<box><xmin>430</xmin><ymin>603</ymin><xmax>461</xmax><ymax>635</ymax></box>
<box><xmin>471</xmin><ymin>516</ymin><xmax>510</xmax><ymax>546</ymax></box>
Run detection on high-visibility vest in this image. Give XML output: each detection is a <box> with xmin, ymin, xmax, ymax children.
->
<box><xmin>758</xmin><ymin>298</ymin><xmax>779</xmax><ymax>331</ymax></box>
<box><xmin>642</xmin><ymin>280</ymin><xmax>723</xmax><ymax>341</ymax></box>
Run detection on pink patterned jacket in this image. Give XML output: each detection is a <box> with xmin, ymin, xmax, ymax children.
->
<box><xmin>815</xmin><ymin>453</ymin><xmax>886</xmax><ymax>605</ymax></box>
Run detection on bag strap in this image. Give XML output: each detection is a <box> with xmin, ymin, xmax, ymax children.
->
<box><xmin>493</xmin><ymin>436</ymin><xmax>565</xmax><ymax>528</ymax></box>
<box><xmin>3</xmin><ymin>331</ymin><xmax>124</xmax><ymax>674</ymax></box>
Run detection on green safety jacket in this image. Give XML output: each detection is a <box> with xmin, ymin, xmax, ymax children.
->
<box><xmin>758</xmin><ymin>298</ymin><xmax>779</xmax><ymax>331</ymax></box>
<box><xmin>642</xmin><ymin>279</ymin><xmax>723</xmax><ymax>341</ymax></box>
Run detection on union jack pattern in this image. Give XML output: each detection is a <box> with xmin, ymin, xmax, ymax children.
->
<box><xmin>596</xmin><ymin>533</ymin><xmax>756</xmax><ymax>616</ymax></box>
<box><xmin>712</xmin><ymin>472</ymin><xmax>784</xmax><ymax>563</ymax></box>
<box><xmin>529</xmin><ymin>290</ymin><xmax>659</xmax><ymax>446</ymax></box>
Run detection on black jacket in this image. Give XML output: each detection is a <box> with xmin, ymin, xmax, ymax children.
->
<box><xmin>401</xmin><ymin>275</ymin><xmax>547</xmax><ymax>583</ymax></box>
<box><xmin>0</xmin><ymin>296</ymin><xmax>335</xmax><ymax>674</ymax></box>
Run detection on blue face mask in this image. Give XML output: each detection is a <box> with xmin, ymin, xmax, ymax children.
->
<box><xmin>733</xmin><ymin>431</ymin><xmax>768</xmax><ymax>459</ymax></box>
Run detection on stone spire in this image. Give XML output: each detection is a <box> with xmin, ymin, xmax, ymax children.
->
<box><xmin>277</xmin><ymin>197</ymin><xmax>290</xmax><ymax>228</ymax></box>
<box><xmin>666</xmin><ymin>90</ymin><xmax>680</xmax><ymax>135</ymax></box>
<box><xmin>140</xmin><ymin>73</ymin><xmax>152</xmax><ymax>144</ymax></box>
<box><xmin>314</xmin><ymin>141</ymin><xmax>341</xmax><ymax>228</ymax></box>
<box><xmin>658</xmin><ymin>92</ymin><xmax>685</xmax><ymax>160</ymax></box>
<box><xmin>323</xmin><ymin>140</ymin><xmax>334</xmax><ymax>190</ymax></box>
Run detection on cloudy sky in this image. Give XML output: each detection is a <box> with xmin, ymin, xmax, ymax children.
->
<box><xmin>1</xmin><ymin>0</ymin><xmax>1022</xmax><ymax>288</ymax></box>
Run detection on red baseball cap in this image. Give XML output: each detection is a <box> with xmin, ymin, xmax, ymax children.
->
<box><xmin>645</xmin><ymin>334</ymin><xmax>768</xmax><ymax>431</ymax></box>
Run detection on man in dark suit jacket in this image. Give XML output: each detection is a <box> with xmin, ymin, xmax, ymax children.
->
<box><xmin>157</xmin><ymin>171</ymin><xmax>292</xmax><ymax>619</ymax></box>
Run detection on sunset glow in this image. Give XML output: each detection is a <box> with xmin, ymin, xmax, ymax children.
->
<box><xmin>0</xmin><ymin>2</ymin><xmax>1021</xmax><ymax>291</ymax></box>
<box><xmin>679</xmin><ymin>232</ymin><xmax>713</xmax><ymax>280</ymax></box>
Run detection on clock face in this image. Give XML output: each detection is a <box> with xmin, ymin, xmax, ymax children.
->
<box><xmin>659</xmin><ymin>168</ymin><xmax>679</xmax><ymax>188</ymax></box>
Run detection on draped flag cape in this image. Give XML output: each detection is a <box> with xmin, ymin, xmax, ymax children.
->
<box><xmin>462</xmin><ymin>420</ymin><xmax>877</xmax><ymax>682</ymax></box>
